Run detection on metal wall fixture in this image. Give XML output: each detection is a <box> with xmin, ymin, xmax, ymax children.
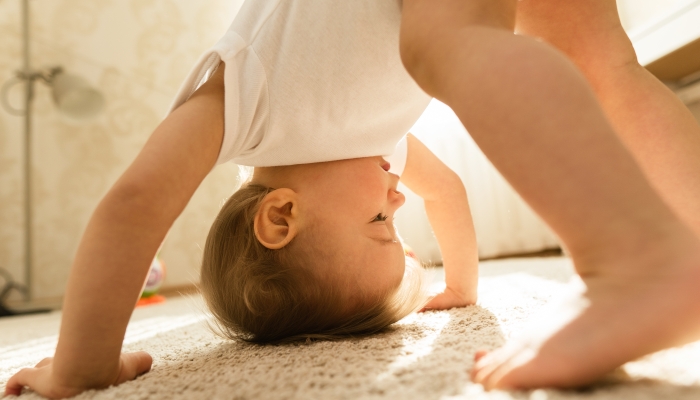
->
<box><xmin>0</xmin><ymin>0</ymin><xmax>105</xmax><ymax>311</ymax></box>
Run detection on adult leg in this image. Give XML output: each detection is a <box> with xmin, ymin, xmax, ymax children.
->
<box><xmin>400</xmin><ymin>0</ymin><xmax>700</xmax><ymax>389</ymax></box>
<box><xmin>517</xmin><ymin>0</ymin><xmax>700</xmax><ymax>236</ymax></box>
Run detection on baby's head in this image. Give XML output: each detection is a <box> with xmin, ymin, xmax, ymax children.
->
<box><xmin>200</xmin><ymin>156</ymin><xmax>429</xmax><ymax>343</ymax></box>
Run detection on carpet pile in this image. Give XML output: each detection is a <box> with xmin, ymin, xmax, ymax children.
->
<box><xmin>2</xmin><ymin>257</ymin><xmax>700</xmax><ymax>399</ymax></box>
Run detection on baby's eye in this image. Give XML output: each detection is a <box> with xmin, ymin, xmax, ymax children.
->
<box><xmin>372</xmin><ymin>213</ymin><xmax>389</xmax><ymax>222</ymax></box>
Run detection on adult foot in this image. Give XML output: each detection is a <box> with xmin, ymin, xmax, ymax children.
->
<box><xmin>471</xmin><ymin>247</ymin><xmax>700</xmax><ymax>390</ymax></box>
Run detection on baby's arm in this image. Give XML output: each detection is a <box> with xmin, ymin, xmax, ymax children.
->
<box><xmin>400</xmin><ymin>134</ymin><xmax>478</xmax><ymax>309</ymax></box>
<box><xmin>5</xmin><ymin>64</ymin><xmax>227</xmax><ymax>399</ymax></box>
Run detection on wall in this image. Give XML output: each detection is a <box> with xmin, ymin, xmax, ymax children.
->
<box><xmin>617</xmin><ymin>0</ymin><xmax>700</xmax><ymax>122</ymax></box>
<box><xmin>0</xmin><ymin>0</ymin><xmax>244</xmax><ymax>304</ymax></box>
<box><xmin>3</xmin><ymin>0</ymin><xmax>699</xmax><ymax>305</ymax></box>
<box><xmin>617</xmin><ymin>0</ymin><xmax>693</xmax><ymax>32</ymax></box>
<box><xmin>395</xmin><ymin>100</ymin><xmax>560</xmax><ymax>263</ymax></box>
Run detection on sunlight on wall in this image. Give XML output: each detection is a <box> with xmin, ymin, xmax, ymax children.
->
<box><xmin>397</xmin><ymin>100</ymin><xmax>560</xmax><ymax>261</ymax></box>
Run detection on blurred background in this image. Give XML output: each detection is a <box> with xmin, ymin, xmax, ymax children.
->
<box><xmin>1</xmin><ymin>0</ymin><xmax>700</xmax><ymax>308</ymax></box>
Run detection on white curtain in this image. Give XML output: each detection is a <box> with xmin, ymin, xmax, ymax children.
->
<box><xmin>394</xmin><ymin>100</ymin><xmax>561</xmax><ymax>263</ymax></box>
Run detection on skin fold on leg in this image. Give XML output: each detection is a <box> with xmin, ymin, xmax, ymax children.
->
<box><xmin>400</xmin><ymin>0</ymin><xmax>700</xmax><ymax>390</ymax></box>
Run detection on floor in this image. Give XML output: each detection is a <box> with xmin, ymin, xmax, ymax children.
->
<box><xmin>2</xmin><ymin>257</ymin><xmax>700</xmax><ymax>399</ymax></box>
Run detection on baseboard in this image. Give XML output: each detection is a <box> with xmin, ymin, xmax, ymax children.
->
<box><xmin>159</xmin><ymin>284</ymin><xmax>200</xmax><ymax>298</ymax></box>
<box><xmin>5</xmin><ymin>296</ymin><xmax>63</xmax><ymax>312</ymax></box>
<box><xmin>4</xmin><ymin>284</ymin><xmax>201</xmax><ymax>314</ymax></box>
<box><xmin>479</xmin><ymin>247</ymin><xmax>564</xmax><ymax>262</ymax></box>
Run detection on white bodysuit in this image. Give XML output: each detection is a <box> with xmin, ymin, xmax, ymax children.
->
<box><xmin>169</xmin><ymin>0</ymin><xmax>431</xmax><ymax>175</ymax></box>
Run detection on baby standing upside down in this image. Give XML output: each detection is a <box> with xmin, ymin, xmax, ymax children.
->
<box><xmin>176</xmin><ymin>0</ymin><xmax>479</xmax><ymax>343</ymax></box>
<box><xmin>4</xmin><ymin>1</ymin><xmax>477</xmax><ymax>398</ymax></box>
<box><xmin>10</xmin><ymin>0</ymin><xmax>700</xmax><ymax>396</ymax></box>
<box><xmin>201</xmin><ymin>130</ymin><xmax>477</xmax><ymax>343</ymax></box>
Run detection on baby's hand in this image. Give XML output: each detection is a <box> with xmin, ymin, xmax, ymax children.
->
<box><xmin>420</xmin><ymin>286</ymin><xmax>476</xmax><ymax>312</ymax></box>
<box><xmin>4</xmin><ymin>351</ymin><xmax>152</xmax><ymax>399</ymax></box>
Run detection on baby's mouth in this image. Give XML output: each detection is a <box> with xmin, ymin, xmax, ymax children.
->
<box><xmin>382</xmin><ymin>160</ymin><xmax>391</xmax><ymax>171</ymax></box>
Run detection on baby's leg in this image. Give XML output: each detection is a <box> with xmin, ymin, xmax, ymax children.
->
<box><xmin>400</xmin><ymin>0</ymin><xmax>700</xmax><ymax>389</ymax></box>
<box><xmin>517</xmin><ymin>0</ymin><xmax>700</xmax><ymax>236</ymax></box>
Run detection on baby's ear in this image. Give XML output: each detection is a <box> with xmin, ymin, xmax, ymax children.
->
<box><xmin>254</xmin><ymin>188</ymin><xmax>299</xmax><ymax>249</ymax></box>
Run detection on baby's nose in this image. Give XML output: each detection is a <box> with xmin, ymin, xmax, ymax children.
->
<box><xmin>389</xmin><ymin>189</ymin><xmax>405</xmax><ymax>207</ymax></box>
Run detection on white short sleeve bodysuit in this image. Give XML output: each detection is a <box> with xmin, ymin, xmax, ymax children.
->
<box><xmin>169</xmin><ymin>0</ymin><xmax>431</xmax><ymax>176</ymax></box>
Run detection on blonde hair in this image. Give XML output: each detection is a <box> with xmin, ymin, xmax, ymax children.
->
<box><xmin>200</xmin><ymin>182</ymin><xmax>430</xmax><ymax>343</ymax></box>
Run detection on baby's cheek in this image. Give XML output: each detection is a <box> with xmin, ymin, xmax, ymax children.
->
<box><xmin>390</xmin><ymin>251</ymin><xmax>408</xmax><ymax>284</ymax></box>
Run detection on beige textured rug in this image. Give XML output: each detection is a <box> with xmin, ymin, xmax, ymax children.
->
<box><xmin>3</xmin><ymin>257</ymin><xmax>700</xmax><ymax>399</ymax></box>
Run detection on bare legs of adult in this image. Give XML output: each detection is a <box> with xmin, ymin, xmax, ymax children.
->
<box><xmin>400</xmin><ymin>0</ymin><xmax>700</xmax><ymax>389</ymax></box>
<box><xmin>516</xmin><ymin>0</ymin><xmax>700</xmax><ymax>236</ymax></box>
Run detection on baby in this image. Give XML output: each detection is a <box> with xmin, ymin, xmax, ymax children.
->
<box><xmin>172</xmin><ymin>1</ymin><xmax>479</xmax><ymax>343</ymax></box>
<box><xmin>5</xmin><ymin>0</ymin><xmax>477</xmax><ymax>397</ymax></box>
<box><xmin>11</xmin><ymin>0</ymin><xmax>700</xmax><ymax>396</ymax></box>
<box><xmin>200</xmin><ymin>130</ymin><xmax>476</xmax><ymax>343</ymax></box>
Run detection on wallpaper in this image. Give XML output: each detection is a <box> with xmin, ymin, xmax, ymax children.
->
<box><xmin>0</xmin><ymin>0</ymin><xmax>244</xmax><ymax>303</ymax></box>
<box><xmin>1</xmin><ymin>0</ymin><xmax>699</xmax><ymax>305</ymax></box>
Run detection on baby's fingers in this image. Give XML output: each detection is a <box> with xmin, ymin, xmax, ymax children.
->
<box><xmin>115</xmin><ymin>352</ymin><xmax>153</xmax><ymax>384</ymax></box>
<box><xmin>420</xmin><ymin>290</ymin><xmax>473</xmax><ymax>312</ymax></box>
<box><xmin>4</xmin><ymin>358</ymin><xmax>54</xmax><ymax>397</ymax></box>
<box><xmin>5</xmin><ymin>367</ymin><xmax>37</xmax><ymax>396</ymax></box>
<box><xmin>420</xmin><ymin>294</ymin><xmax>452</xmax><ymax>312</ymax></box>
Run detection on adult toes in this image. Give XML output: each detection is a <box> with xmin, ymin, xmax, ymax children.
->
<box><xmin>482</xmin><ymin>346</ymin><xmax>538</xmax><ymax>390</ymax></box>
<box><xmin>471</xmin><ymin>347</ymin><xmax>516</xmax><ymax>389</ymax></box>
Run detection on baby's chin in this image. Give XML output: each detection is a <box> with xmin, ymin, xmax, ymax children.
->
<box><xmin>342</xmin><ymin>267</ymin><xmax>404</xmax><ymax>305</ymax></box>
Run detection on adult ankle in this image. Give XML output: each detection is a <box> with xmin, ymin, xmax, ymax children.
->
<box><xmin>565</xmin><ymin>219</ymin><xmax>699</xmax><ymax>278</ymax></box>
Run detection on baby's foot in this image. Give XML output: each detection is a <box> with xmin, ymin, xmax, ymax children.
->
<box><xmin>471</xmin><ymin>253</ymin><xmax>700</xmax><ymax>389</ymax></box>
